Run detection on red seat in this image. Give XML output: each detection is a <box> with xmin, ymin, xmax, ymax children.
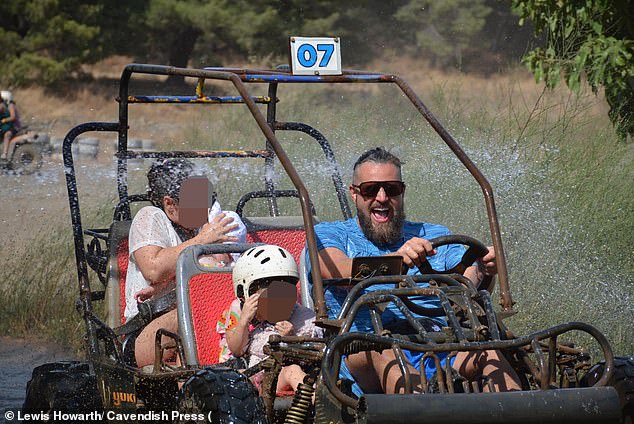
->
<box><xmin>108</xmin><ymin>215</ymin><xmax>310</xmax><ymax>367</ymax></box>
<box><xmin>187</xmin><ymin>272</ymin><xmax>235</xmax><ymax>365</ymax></box>
<box><xmin>117</xmin><ymin>239</ymin><xmax>129</xmax><ymax>325</ymax></box>
<box><xmin>187</xmin><ymin>227</ymin><xmax>308</xmax><ymax>365</ymax></box>
<box><xmin>246</xmin><ymin>229</ymin><xmax>306</xmax><ymax>263</ymax></box>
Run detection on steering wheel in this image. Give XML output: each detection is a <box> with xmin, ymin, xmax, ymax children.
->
<box><xmin>416</xmin><ymin>234</ymin><xmax>489</xmax><ymax>275</ymax></box>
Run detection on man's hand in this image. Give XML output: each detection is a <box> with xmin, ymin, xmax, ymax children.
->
<box><xmin>275</xmin><ymin>320</ymin><xmax>294</xmax><ymax>336</ymax></box>
<box><xmin>479</xmin><ymin>246</ymin><xmax>497</xmax><ymax>276</ymax></box>
<box><xmin>394</xmin><ymin>237</ymin><xmax>437</xmax><ymax>269</ymax></box>
<box><xmin>240</xmin><ymin>292</ymin><xmax>260</xmax><ymax>324</ymax></box>
<box><xmin>464</xmin><ymin>245</ymin><xmax>497</xmax><ymax>288</ymax></box>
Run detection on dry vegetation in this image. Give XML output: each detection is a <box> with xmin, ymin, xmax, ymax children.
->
<box><xmin>17</xmin><ymin>55</ymin><xmax>609</xmax><ymax>145</ymax></box>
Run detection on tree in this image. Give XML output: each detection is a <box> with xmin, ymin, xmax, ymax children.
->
<box><xmin>0</xmin><ymin>0</ymin><xmax>102</xmax><ymax>86</ymax></box>
<box><xmin>513</xmin><ymin>0</ymin><xmax>634</xmax><ymax>139</ymax></box>
<box><xmin>142</xmin><ymin>0</ymin><xmax>346</xmax><ymax>82</ymax></box>
<box><xmin>394</xmin><ymin>0</ymin><xmax>492</xmax><ymax>69</ymax></box>
<box><xmin>0</xmin><ymin>0</ymin><xmax>148</xmax><ymax>87</ymax></box>
<box><xmin>142</xmin><ymin>0</ymin><xmax>209</xmax><ymax>84</ymax></box>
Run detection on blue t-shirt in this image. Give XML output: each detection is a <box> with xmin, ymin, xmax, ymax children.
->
<box><xmin>306</xmin><ymin>217</ymin><xmax>465</xmax><ymax>331</ymax></box>
<box><xmin>305</xmin><ymin>217</ymin><xmax>466</xmax><ymax>394</ymax></box>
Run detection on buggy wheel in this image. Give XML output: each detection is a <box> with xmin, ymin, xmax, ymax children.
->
<box><xmin>176</xmin><ymin>367</ymin><xmax>266</xmax><ymax>424</ymax></box>
<box><xmin>12</xmin><ymin>143</ymin><xmax>43</xmax><ymax>174</ymax></box>
<box><xmin>22</xmin><ymin>361</ymin><xmax>103</xmax><ymax>421</ymax></box>
<box><xmin>581</xmin><ymin>356</ymin><xmax>634</xmax><ymax>424</ymax></box>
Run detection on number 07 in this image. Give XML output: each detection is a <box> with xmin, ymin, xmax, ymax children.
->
<box><xmin>297</xmin><ymin>43</ymin><xmax>334</xmax><ymax>67</ymax></box>
<box><xmin>289</xmin><ymin>37</ymin><xmax>342</xmax><ymax>75</ymax></box>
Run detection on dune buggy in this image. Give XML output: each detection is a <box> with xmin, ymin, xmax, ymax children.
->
<box><xmin>23</xmin><ymin>40</ymin><xmax>633</xmax><ymax>424</ymax></box>
<box><xmin>0</xmin><ymin>128</ymin><xmax>47</xmax><ymax>174</ymax></box>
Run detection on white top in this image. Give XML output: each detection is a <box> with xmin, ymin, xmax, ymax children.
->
<box><xmin>124</xmin><ymin>203</ymin><xmax>246</xmax><ymax>320</ymax></box>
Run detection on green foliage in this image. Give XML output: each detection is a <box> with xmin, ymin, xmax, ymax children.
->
<box><xmin>394</xmin><ymin>0</ymin><xmax>491</xmax><ymax>68</ymax></box>
<box><xmin>513</xmin><ymin>0</ymin><xmax>634</xmax><ymax>139</ymax></box>
<box><xmin>0</xmin><ymin>0</ymin><xmax>104</xmax><ymax>86</ymax></box>
<box><xmin>149</xmin><ymin>0</ymin><xmax>344</xmax><ymax>68</ymax></box>
<box><xmin>1</xmin><ymin>0</ymin><xmax>532</xmax><ymax>86</ymax></box>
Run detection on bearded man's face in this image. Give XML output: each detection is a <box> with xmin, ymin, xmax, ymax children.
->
<box><xmin>350</xmin><ymin>162</ymin><xmax>405</xmax><ymax>247</ymax></box>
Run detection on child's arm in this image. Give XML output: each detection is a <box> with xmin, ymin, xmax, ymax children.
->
<box><xmin>225</xmin><ymin>293</ymin><xmax>260</xmax><ymax>357</ymax></box>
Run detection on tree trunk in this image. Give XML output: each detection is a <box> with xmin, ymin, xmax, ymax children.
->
<box><xmin>166</xmin><ymin>27</ymin><xmax>202</xmax><ymax>85</ymax></box>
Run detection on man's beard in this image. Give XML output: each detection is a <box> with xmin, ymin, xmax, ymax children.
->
<box><xmin>357</xmin><ymin>206</ymin><xmax>405</xmax><ymax>247</ymax></box>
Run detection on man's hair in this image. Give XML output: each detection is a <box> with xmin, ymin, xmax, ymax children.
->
<box><xmin>352</xmin><ymin>147</ymin><xmax>402</xmax><ymax>181</ymax></box>
<box><xmin>147</xmin><ymin>158</ymin><xmax>196</xmax><ymax>208</ymax></box>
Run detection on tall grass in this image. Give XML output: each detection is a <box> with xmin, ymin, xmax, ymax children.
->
<box><xmin>0</xmin><ymin>207</ymin><xmax>111</xmax><ymax>355</ymax></box>
<box><xmin>1</xmin><ymin>68</ymin><xmax>631</xmax><ymax>359</ymax></box>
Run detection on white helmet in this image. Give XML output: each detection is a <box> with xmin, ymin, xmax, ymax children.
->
<box><xmin>232</xmin><ymin>245</ymin><xmax>299</xmax><ymax>299</ymax></box>
<box><xmin>1</xmin><ymin>91</ymin><xmax>12</xmax><ymax>102</ymax></box>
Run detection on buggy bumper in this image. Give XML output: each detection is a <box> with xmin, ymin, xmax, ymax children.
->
<box><xmin>358</xmin><ymin>387</ymin><xmax>621</xmax><ymax>424</ymax></box>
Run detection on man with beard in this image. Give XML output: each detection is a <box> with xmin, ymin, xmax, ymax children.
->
<box><xmin>307</xmin><ymin>147</ymin><xmax>521</xmax><ymax>395</ymax></box>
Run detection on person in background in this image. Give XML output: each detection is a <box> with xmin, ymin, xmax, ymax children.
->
<box><xmin>0</xmin><ymin>91</ymin><xmax>21</xmax><ymax>160</ymax></box>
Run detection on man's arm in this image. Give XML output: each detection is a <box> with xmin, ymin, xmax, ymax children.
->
<box><xmin>462</xmin><ymin>246</ymin><xmax>497</xmax><ymax>288</ymax></box>
<box><xmin>463</xmin><ymin>264</ymin><xmax>483</xmax><ymax>288</ymax></box>
<box><xmin>318</xmin><ymin>236</ymin><xmax>441</xmax><ymax>278</ymax></box>
<box><xmin>317</xmin><ymin>236</ymin><xmax>441</xmax><ymax>279</ymax></box>
<box><xmin>134</xmin><ymin>213</ymin><xmax>239</xmax><ymax>286</ymax></box>
<box><xmin>317</xmin><ymin>247</ymin><xmax>354</xmax><ymax>279</ymax></box>
<box><xmin>314</xmin><ymin>228</ymin><xmax>496</xmax><ymax>283</ymax></box>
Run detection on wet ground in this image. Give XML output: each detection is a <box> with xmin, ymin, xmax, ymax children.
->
<box><xmin>1</xmin><ymin>155</ymin><xmax>70</xmax><ymax>415</ymax></box>
<box><xmin>0</xmin><ymin>337</ymin><xmax>74</xmax><ymax>414</ymax></box>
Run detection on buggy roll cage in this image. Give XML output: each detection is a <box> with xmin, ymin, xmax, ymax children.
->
<box><xmin>63</xmin><ymin>64</ymin><xmax>513</xmax><ymax>357</ymax></box>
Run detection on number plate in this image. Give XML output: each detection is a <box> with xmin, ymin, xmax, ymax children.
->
<box><xmin>289</xmin><ymin>37</ymin><xmax>342</xmax><ymax>76</ymax></box>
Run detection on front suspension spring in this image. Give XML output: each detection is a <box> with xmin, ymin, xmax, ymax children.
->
<box><xmin>284</xmin><ymin>382</ymin><xmax>315</xmax><ymax>424</ymax></box>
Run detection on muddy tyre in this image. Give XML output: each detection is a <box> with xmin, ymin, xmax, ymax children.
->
<box><xmin>176</xmin><ymin>367</ymin><xmax>266</xmax><ymax>424</ymax></box>
<box><xmin>22</xmin><ymin>361</ymin><xmax>102</xmax><ymax>421</ymax></box>
<box><xmin>581</xmin><ymin>356</ymin><xmax>634</xmax><ymax>424</ymax></box>
<box><xmin>12</xmin><ymin>143</ymin><xmax>43</xmax><ymax>174</ymax></box>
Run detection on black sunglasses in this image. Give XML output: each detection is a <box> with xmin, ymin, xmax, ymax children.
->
<box><xmin>351</xmin><ymin>181</ymin><xmax>406</xmax><ymax>197</ymax></box>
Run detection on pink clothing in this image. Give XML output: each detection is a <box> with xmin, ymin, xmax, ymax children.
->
<box><xmin>216</xmin><ymin>298</ymin><xmax>323</xmax><ymax>367</ymax></box>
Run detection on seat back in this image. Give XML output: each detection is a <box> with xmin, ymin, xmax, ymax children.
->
<box><xmin>243</xmin><ymin>216</ymin><xmax>315</xmax><ymax>306</ymax></box>
<box><xmin>104</xmin><ymin>220</ymin><xmax>131</xmax><ymax>328</ymax></box>
<box><xmin>109</xmin><ymin>215</ymin><xmax>314</xmax><ymax>364</ymax></box>
<box><xmin>187</xmin><ymin>271</ymin><xmax>235</xmax><ymax>364</ymax></box>
<box><xmin>176</xmin><ymin>217</ymin><xmax>315</xmax><ymax>367</ymax></box>
<box><xmin>176</xmin><ymin>243</ymin><xmax>254</xmax><ymax>366</ymax></box>
<box><xmin>244</xmin><ymin>216</ymin><xmax>307</xmax><ymax>261</ymax></box>
<box><xmin>298</xmin><ymin>247</ymin><xmax>313</xmax><ymax>309</ymax></box>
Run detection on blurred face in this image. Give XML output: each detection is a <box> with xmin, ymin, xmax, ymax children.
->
<box><xmin>250</xmin><ymin>278</ymin><xmax>297</xmax><ymax>323</ymax></box>
<box><xmin>350</xmin><ymin>161</ymin><xmax>406</xmax><ymax>246</ymax></box>
<box><xmin>164</xmin><ymin>177</ymin><xmax>215</xmax><ymax>229</ymax></box>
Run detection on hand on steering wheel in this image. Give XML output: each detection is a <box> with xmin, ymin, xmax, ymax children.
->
<box><xmin>416</xmin><ymin>234</ymin><xmax>489</xmax><ymax>275</ymax></box>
